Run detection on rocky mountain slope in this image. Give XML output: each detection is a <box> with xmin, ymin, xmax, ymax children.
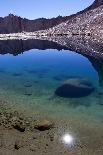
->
<box><xmin>0</xmin><ymin>0</ymin><xmax>102</xmax><ymax>35</ymax></box>
<box><xmin>46</xmin><ymin>0</ymin><xmax>103</xmax><ymax>36</ymax></box>
<box><xmin>88</xmin><ymin>0</ymin><xmax>103</xmax><ymax>9</ymax></box>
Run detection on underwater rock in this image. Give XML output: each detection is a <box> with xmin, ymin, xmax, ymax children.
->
<box><xmin>24</xmin><ymin>93</ymin><xmax>32</xmax><ymax>96</ymax></box>
<box><xmin>12</xmin><ymin>73</ymin><xmax>22</xmax><ymax>76</ymax></box>
<box><xmin>34</xmin><ymin>120</ymin><xmax>54</xmax><ymax>131</ymax></box>
<box><xmin>24</xmin><ymin>84</ymin><xmax>32</xmax><ymax>88</ymax></box>
<box><xmin>55</xmin><ymin>78</ymin><xmax>95</xmax><ymax>98</ymax></box>
<box><xmin>99</xmin><ymin>103</ymin><xmax>103</xmax><ymax>105</ymax></box>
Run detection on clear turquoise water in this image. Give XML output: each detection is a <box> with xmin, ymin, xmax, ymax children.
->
<box><xmin>0</xmin><ymin>49</ymin><xmax>103</xmax><ymax>153</ymax></box>
<box><xmin>0</xmin><ymin>49</ymin><xmax>103</xmax><ymax>121</ymax></box>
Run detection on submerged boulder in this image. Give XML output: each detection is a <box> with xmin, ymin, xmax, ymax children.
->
<box><xmin>55</xmin><ymin>78</ymin><xmax>95</xmax><ymax>98</ymax></box>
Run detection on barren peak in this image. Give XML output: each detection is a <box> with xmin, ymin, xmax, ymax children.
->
<box><xmin>92</xmin><ymin>0</ymin><xmax>103</xmax><ymax>8</ymax></box>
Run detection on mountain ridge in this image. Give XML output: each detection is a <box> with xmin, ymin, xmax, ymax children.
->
<box><xmin>44</xmin><ymin>0</ymin><xmax>103</xmax><ymax>37</ymax></box>
<box><xmin>0</xmin><ymin>14</ymin><xmax>71</xmax><ymax>34</ymax></box>
<box><xmin>0</xmin><ymin>0</ymin><xmax>102</xmax><ymax>35</ymax></box>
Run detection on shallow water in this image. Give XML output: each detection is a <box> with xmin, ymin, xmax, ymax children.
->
<box><xmin>0</xmin><ymin>47</ymin><xmax>103</xmax><ymax>154</ymax></box>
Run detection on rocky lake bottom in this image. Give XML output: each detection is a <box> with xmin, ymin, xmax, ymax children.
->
<box><xmin>0</xmin><ymin>48</ymin><xmax>103</xmax><ymax>155</ymax></box>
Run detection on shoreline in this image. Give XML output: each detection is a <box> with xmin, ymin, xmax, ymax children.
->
<box><xmin>0</xmin><ymin>96</ymin><xmax>103</xmax><ymax>155</ymax></box>
<box><xmin>0</xmin><ymin>32</ymin><xmax>101</xmax><ymax>40</ymax></box>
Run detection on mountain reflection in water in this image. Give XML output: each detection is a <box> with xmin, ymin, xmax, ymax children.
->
<box><xmin>0</xmin><ymin>36</ymin><xmax>103</xmax><ymax>88</ymax></box>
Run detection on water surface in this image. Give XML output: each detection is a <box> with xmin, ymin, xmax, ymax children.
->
<box><xmin>0</xmin><ymin>39</ymin><xmax>103</xmax><ymax>154</ymax></box>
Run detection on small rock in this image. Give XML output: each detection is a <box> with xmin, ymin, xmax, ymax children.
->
<box><xmin>10</xmin><ymin>115</ymin><xmax>26</xmax><ymax>132</ymax></box>
<box><xmin>24</xmin><ymin>93</ymin><xmax>32</xmax><ymax>96</ymax></box>
<box><xmin>50</xmin><ymin>135</ymin><xmax>54</xmax><ymax>141</ymax></box>
<box><xmin>15</xmin><ymin>140</ymin><xmax>23</xmax><ymax>150</ymax></box>
<box><xmin>46</xmin><ymin>143</ymin><xmax>49</xmax><ymax>146</ymax></box>
<box><xmin>34</xmin><ymin>120</ymin><xmax>54</xmax><ymax>131</ymax></box>
<box><xmin>30</xmin><ymin>144</ymin><xmax>36</xmax><ymax>151</ymax></box>
<box><xmin>13</xmin><ymin>122</ymin><xmax>26</xmax><ymax>132</ymax></box>
<box><xmin>32</xmin><ymin>136</ymin><xmax>36</xmax><ymax>139</ymax></box>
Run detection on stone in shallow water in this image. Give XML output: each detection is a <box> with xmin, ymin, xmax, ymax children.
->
<box><xmin>24</xmin><ymin>84</ymin><xmax>32</xmax><ymax>88</ymax></box>
<box><xmin>34</xmin><ymin>120</ymin><xmax>54</xmax><ymax>131</ymax></box>
<box><xmin>55</xmin><ymin>78</ymin><xmax>95</xmax><ymax>98</ymax></box>
<box><xmin>24</xmin><ymin>93</ymin><xmax>32</xmax><ymax>96</ymax></box>
<box><xmin>12</xmin><ymin>73</ymin><xmax>22</xmax><ymax>77</ymax></box>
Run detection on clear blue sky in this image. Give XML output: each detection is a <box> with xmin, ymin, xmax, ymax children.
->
<box><xmin>0</xmin><ymin>0</ymin><xmax>94</xmax><ymax>19</ymax></box>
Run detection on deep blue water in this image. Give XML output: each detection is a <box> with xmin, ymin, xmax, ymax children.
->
<box><xmin>0</xmin><ymin>49</ymin><xmax>102</xmax><ymax>118</ymax></box>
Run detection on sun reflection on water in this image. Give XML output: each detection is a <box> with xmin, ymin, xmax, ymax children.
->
<box><xmin>61</xmin><ymin>133</ymin><xmax>75</xmax><ymax>147</ymax></box>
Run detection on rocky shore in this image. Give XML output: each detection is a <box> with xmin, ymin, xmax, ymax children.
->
<box><xmin>0</xmin><ymin>32</ymin><xmax>47</xmax><ymax>40</ymax></box>
<box><xmin>0</xmin><ymin>97</ymin><xmax>103</xmax><ymax>155</ymax></box>
<box><xmin>0</xmin><ymin>99</ymin><xmax>57</xmax><ymax>155</ymax></box>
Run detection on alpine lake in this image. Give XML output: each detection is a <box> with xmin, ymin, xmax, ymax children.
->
<box><xmin>0</xmin><ymin>37</ymin><xmax>103</xmax><ymax>155</ymax></box>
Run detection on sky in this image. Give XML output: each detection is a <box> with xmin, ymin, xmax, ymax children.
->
<box><xmin>0</xmin><ymin>0</ymin><xmax>94</xmax><ymax>19</ymax></box>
